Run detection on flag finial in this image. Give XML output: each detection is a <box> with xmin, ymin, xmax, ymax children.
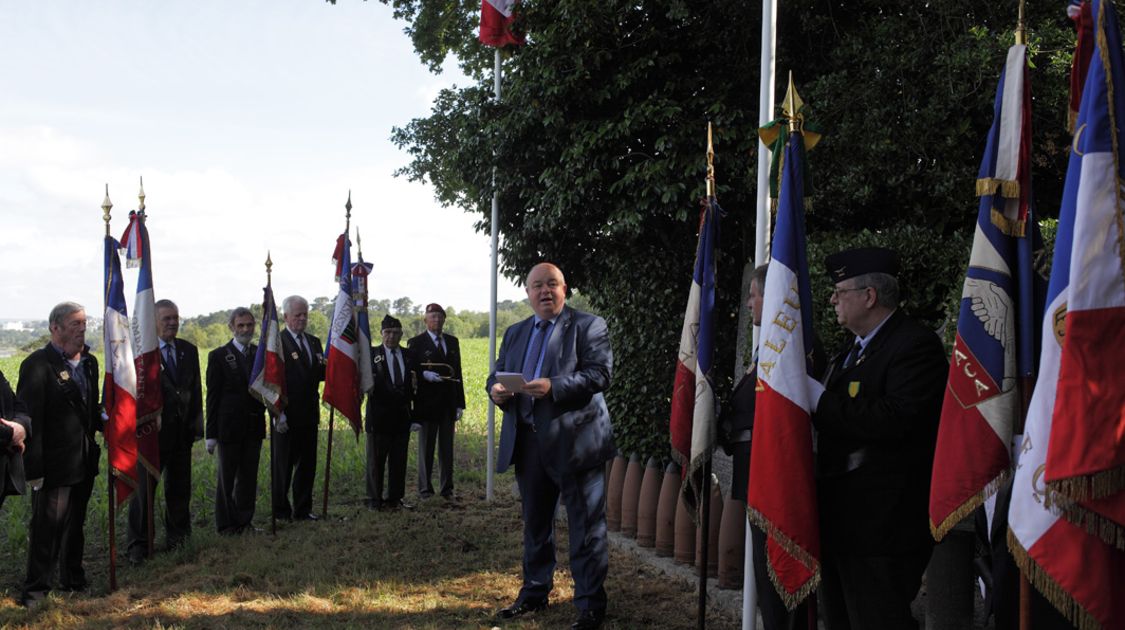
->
<box><xmin>137</xmin><ymin>176</ymin><xmax>146</xmax><ymax>215</ymax></box>
<box><xmin>102</xmin><ymin>184</ymin><xmax>113</xmax><ymax>236</ymax></box>
<box><xmin>356</xmin><ymin>227</ymin><xmax>363</xmax><ymax>256</ymax></box>
<box><xmin>265</xmin><ymin>251</ymin><xmax>273</xmax><ymax>284</ymax></box>
<box><xmin>783</xmin><ymin>72</ymin><xmax>805</xmax><ymax>134</ymax></box>
<box><xmin>345</xmin><ymin>191</ymin><xmax>353</xmax><ymax>232</ymax></box>
<box><xmin>706</xmin><ymin>122</ymin><xmax>716</xmax><ymax>198</ymax></box>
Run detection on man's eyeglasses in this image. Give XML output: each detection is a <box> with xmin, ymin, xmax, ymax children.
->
<box><xmin>830</xmin><ymin>286</ymin><xmax>869</xmax><ymax>299</ymax></box>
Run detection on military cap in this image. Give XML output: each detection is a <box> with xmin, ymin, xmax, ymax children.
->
<box><xmin>381</xmin><ymin>314</ymin><xmax>403</xmax><ymax>330</ymax></box>
<box><xmin>425</xmin><ymin>303</ymin><xmax>445</xmax><ymax>315</ymax></box>
<box><xmin>825</xmin><ymin>247</ymin><xmax>900</xmax><ymax>283</ymax></box>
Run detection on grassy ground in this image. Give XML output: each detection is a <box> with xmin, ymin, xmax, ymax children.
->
<box><xmin>0</xmin><ymin>340</ymin><xmax>738</xmax><ymax>629</ymax></box>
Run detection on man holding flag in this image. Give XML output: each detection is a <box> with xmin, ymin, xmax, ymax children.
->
<box><xmin>813</xmin><ymin>249</ymin><xmax>947</xmax><ymax>629</ymax></box>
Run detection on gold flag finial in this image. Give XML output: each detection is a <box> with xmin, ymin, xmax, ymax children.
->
<box><xmin>1015</xmin><ymin>0</ymin><xmax>1027</xmax><ymax>45</ymax></box>
<box><xmin>102</xmin><ymin>184</ymin><xmax>113</xmax><ymax>236</ymax></box>
<box><xmin>265</xmin><ymin>251</ymin><xmax>273</xmax><ymax>284</ymax></box>
<box><xmin>783</xmin><ymin>72</ymin><xmax>805</xmax><ymax>133</ymax></box>
<box><xmin>706</xmin><ymin>122</ymin><xmax>716</xmax><ymax>198</ymax></box>
<box><xmin>137</xmin><ymin>176</ymin><xmax>146</xmax><ymax>215</ymax></box>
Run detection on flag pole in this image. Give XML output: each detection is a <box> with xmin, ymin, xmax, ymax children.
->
<box><xmin>265</xmin><ymin>252</ymin><xmax>278</xmax><ymax>536</ymax></box>
<box><xmin>695</xmin><ymin>123</ymin><xmax>717</xmax><ymax>630</ymax></box>
<box><xmin>745</xmin><ymin>1</ymin><xmax>776</xmax><ymax>622</ymax></box>
<box><xmin>102</xmin><ymin>185</ymin><xmax>119</xmax><ymax>592</ymax></box>
<box><xmin>137</xmin><ymin>177</ymin><xmax>157</xmax><ymax>563</ymax></box>
<box><xmin>322</xmin><ymin>193</ymin><xmax>350</xmax><ymax>518</ymax></box>
<box><xmin>486</xmin><ymin>46</ymin><xmax>502</xmax><ymax>502</ymax></box>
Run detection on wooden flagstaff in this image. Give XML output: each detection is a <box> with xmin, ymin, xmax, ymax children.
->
<box><xmin>102</xmin><ymin>185</ymin><xmax>119</xmax><ymax>592</ymax></box>
<box><xmin>696</xmin><ymin>122</ymin><xmax>717</xmax><ymax>630</ymax></box>
<box><xmin>138</xmin><ymin>177</ymin><xmax>157</xmax><ymax>562</ymax></box>
<box><xmin>321</xmin><ymin>193</ymin><xmax>351</xmax><ymax>518</ymax></box>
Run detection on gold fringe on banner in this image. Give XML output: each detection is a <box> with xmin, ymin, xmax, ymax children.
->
<box><xmin>1007</xmin><ymin>529</ymin><xmax>1104</xmax><ymax>630</ymax></box>
<box><xmin>1045</xmin><ymin>466</ymin><xmax>1125</xmax><ymax>550</ymax></box>
<box><xmin>930</xmin><ymin>470</ymin><xmax>1011</xmax><ymax>542</ymax></box>
<box><xmin>745</xmin><ymin>505</ymin><xmax>821</xmax><ymax>611</ymax></box>
<box><xmin>976</xmin><ymin>177</ymin><xmax>1021</xmax><ymax>198</ymax></box>
<box><xmin>989</xmin><ymin>208</ymin><xmax>1028</xmax><ymax>237</ymax></box>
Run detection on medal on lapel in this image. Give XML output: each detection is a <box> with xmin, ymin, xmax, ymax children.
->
<box><xmin>848</xmin><ymin>381</ymin><xmax>861</xmax><ymax>398</ymax></box>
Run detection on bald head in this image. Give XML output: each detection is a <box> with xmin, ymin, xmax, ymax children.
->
<box><xmin>526</xmin><ymin>262</ymin><xmax>567</xmax><ymax>320</ymax></box>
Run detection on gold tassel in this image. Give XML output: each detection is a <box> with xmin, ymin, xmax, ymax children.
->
<box><xmin>930</xmin><ymin>471</ymin><xmax>1010</xmax><ymax>542</ymax></box>
<box><xmin>1007</xmin><ymin>530</ymin><xmax>1104</xmax><ymax>630</ymax></box>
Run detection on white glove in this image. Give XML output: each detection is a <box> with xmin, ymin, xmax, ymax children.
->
<box><xmin>455</xmin><ymin>408</ymin><xmax>464</xmax><ymax>420</ymax></box>
<box><xmin>28</xmin><ymin>478</ymin><xmax>43</xmax><ymax>491</ymax></box>
<box><xmin>206</xmin><ymin>439</ymin><xmax>217</xmax><ymax>455</ymax></box>
<box><xmin>806</xmin><ymin>376</ymin><xmax>827</xmax><ymax>413</ymax></box>
<box><xmin>422</xmin><ymin>370</ymin><xmax>442</xmax><ymax>383</ymax></box>
<box><xmin>276</xmin><ymin>413</ymin><xmax>289</xmax><ymax>434</ymax></box>
<box><xmin>410</xmin><ymin>423</ymin><xmax>422</xmax><ymax>432</ymax></box>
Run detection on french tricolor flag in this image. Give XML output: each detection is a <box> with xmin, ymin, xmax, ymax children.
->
<box><xmin>479</xmin><ymin>0</ymin><xmax>524</xmax><ymax>48</ymax></box>
<box><xmin>668</xmin><ymin>196</ymin><xmax>721</xmax><ymax>516</ymax></box>
<box><xmin>120</xmin><ymin>211</ymin><xmax>163</xmax><ymax>476</ymax></box>
<box><xmin>103</xmin><ymin>234</ymin><xmax>138</xmax><ymax>507</ymax></box>
<box><xmin>1008</xmin><ymin>2</ymin><xmax>1125</xmax><ymax>626</ymax></box>
<box><xmin>323</xmin><ymin>230</ymin><xmax>362</xmax><ymax>435</ymax></box>
<box><xmin>747</xmin><ymin>130</ymin><xmax>823</xmax><ymax>608</ymax></box>
<box><xmin>250</xmin><ymin>280</ymin><xmax>287</xmax><ymax>415</ymax></box>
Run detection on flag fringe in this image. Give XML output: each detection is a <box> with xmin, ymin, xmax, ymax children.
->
<box><xmin>1056</xmin><ymin>501</ymin><xmax>1125</xmax><ymax>550</ymax></box>
<box><xmin>930</xmin><ymin>469</ymin><xmax>1010</xmax><ymax>542</ymax></box>
<box><xmin>1006</xmin><ymin>529</ymin><xmax>1105</xmax><ymax>630</ymax></box>
<box><xmin>976</xmin><ymin>177</ymin><xmax>1021</xmax><ymax>199</ymax></box>
<box><xmin>1046</xmin><ymin>466</ymin><xmax>1125</xmax><ymax>504</ymax></box>
<box><xmin>136</xmin><ymin>452</ymin><xmax>160</xmax><ymax>478</ymax></box>
<box><xmin>110</xmin><ymin>468</ymin><xmax>138</xmax><ymax>508</ymax></box>
<box><xmin>989</xmin><ymin>208</ymin><xmax>1028</xmax><ymax>237</ymax></box>
<box><xmin>677</xmin><ymin>449</ymin><xmax>712</xmax><ymax>528</ymax></box>
<box><xmin>746</xmin><ymin>504</ymin><xmax>820</xmax><ymax>611</ymax></box>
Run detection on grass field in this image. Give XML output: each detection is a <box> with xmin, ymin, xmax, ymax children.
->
<box><xmin>0</xmin><ymin>339</ymin><xmax>738</xmax><ymax>629</ymax></box>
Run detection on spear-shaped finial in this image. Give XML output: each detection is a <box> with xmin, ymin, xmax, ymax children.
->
<box><xmin>137</xmin><ymin>176</ymin><xmax>146</xmax><ymax>215</ymax></box>
<box><xmin>102</xmin><ymin>184</ymin><xmax>113</xmax><ymax>236</ymax></box>
<box><xmin>356</xmin><ymin>227</ymin><xmax>363</xmax><ymax>255</ymax></box>
<box><xmin>783</xmin><ymin>71</ymin><xmax>805</xmax><ymax>134</ymax></box>
<box><xmin>1015</xmin><ymin>0</ymin><xmax>1026</xmax><ymax>45</ymax></box>
<box><xmin>706</xmin><ymin>122</ymin><xmax>716</xmax><ymax>198</ymax></box>
<box><xmin>265</xmin><ymin>251</ymin><xmax>273</xmax><ymax>284</ymax></box>
<box><xmin>345</xmin><ymin>190</ymin><xmax>353</xmax><ymax>231</ymax></box>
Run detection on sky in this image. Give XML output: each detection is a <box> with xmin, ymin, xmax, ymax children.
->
<box><xmin>0</xmin><ymin>1</ymin><xmax>526</xmax><ymax>321</ymax></box>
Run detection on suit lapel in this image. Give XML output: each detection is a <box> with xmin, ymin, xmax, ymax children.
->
<box><xmin>44</xmin><ymin>346</ymin><xmax>88</xmax><ymax>412</ymax></box>
<box><xmin>541</xmin><ymin>307</ymin><xmax>571</xmax><ymax>378</ymax></box>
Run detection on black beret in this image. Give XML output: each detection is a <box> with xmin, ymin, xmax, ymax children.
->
<box><xmin>381</xmin><ymin>314</ymin><xmax>403</xmax><ymax>330</ymax></box>
<box><xmin>824</xmin><ymin>247</ymin><xmax>900</xmax><ymax>283</ymax></box>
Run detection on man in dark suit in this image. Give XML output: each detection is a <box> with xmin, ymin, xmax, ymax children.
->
<box><xmin>1</xmin><ymin>368</ymin><xmax>30</xmax><ymax>510</ymax></box>
<box><xmin>364</xmin><ymin>315</ymin><xmax>416</xmax><ymax>510</ymax></box>
<box><xmin>205</xmin><ymin>307</ymin><xmax>266</xmax><ymax>535</ymax></box>
<box><xmin>488</xmin><ymin>262</ymin><xmax>615</xmax><ymax>630</ymax></box>
<box><xmin>127</xmin><ymin>299</ymin><xmax>203</xmax><ymax>562</ymax></box>
<box><xmin>272</xmin><ymin>295</ymin><xmax>326</xmax><ymax>522</ymax></box>
<box><xmin>17</xmin><ymin>302</ymin><xmax>101</xmax><ymax>606</ymax></box>
<box><xmin>812</xmin><ymin>247</ymin><xmax>947</xmax><ymax>630</ymax></box>
<box><xmin>409</xmin><ymin>302</ymin><xmax>465</xmax><ymax>500</ymax></box>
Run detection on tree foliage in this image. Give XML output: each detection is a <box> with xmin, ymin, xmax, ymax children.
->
<box><xmin>364</xmin><ymin>0</ymin><xmax>1076</xmax><ymax>458</ymax></box>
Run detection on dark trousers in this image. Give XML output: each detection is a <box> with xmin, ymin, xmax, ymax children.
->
<box><xmin>271</xmin><ymin>424</ymin><xmax>318</xmax><ymax>519</ymax></box>
<box><xmin>417</xmin><ymin>411</ymin><xmax>455</xmax><ymax>497</ymax></box>
<box><xmin>514</xmin><ymin>422</ymin><xmax>608</xmax><ymax>612</ymax></box>
<box><xmin>22</xmin><ymin>475</ymin><xmax>95</xmax><ymax>604</ymax></box>
<box><xmin>127</xmin><ymin>445</ymin><xmax>193</xmax><ymax>555</ymax></box>
<box><xmin>366</xmin><ymin>430</ymin><xmax>408</xmax><ymax>505</ymax></box>
<box><xmin>215</xmin><ymin>439</ymin><xmax>262</xmax><ymax>534</ymax></box>
<box><xmin>820</xmin><ymin>547</ymin><xmax>932</xmax><ymax>630</ymax></box>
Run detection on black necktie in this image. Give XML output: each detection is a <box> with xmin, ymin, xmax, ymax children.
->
<box><xmin>391</xmin><ymin>349</ymin><xmax>402</xmax><ymax>386</ymax></box>
<box><xmin>434</xmin><ymin>335</ymin><xmax>445</xmax><ymax>357</ymax></box>
<box><xmin>844</xmin><ymin>341</ymin><xmax>863</xmax><ymax>368</ymax></box>
<box><xmin>164</xmin><ymin>344</ymin><xmax>177</xmax><ymax>381</ymax></box>
<box><xmin>296</xmin><ymin>333</ymin><xmax>311</xmax><ymax>367</ymax></box>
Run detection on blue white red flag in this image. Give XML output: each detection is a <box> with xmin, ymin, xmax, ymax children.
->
<box><xmin>1009</xmin><ymin>2</ymin><xmax>1125</xmax><ymax>626</ymax></box>
<box><xmin>249</xmin><ymin>280</ymin><xmax>287</xmax><ymax>415</ymax></box>
<box><xmin>929</xmin><ymin>43</ymin><xmax>1046</xmax><ymax>541</ymax></box>
<box><xmin>103</xmin><ymin>234</ymin><xmax>139</xmax><ymax>507</ymax></box>
<box><xmin>668</xmin><ymin>196</ymin><xmax>721</xmax><ymax>517</ymax></box>
<box><xmin>119</xmin><ymin>211</ymin><xmax>163</xmax><ymax>476</ymax></box>
<box><xmin>323</xmin><ymin>231</ymin><xmax>362</xmax><ymax>435</ymax></box>
<box><xmin>747</xmin><ymin>131</ymin><xmax>823</xmax><ymax>608</ymax></box>
<box><xmin>352</xmin><ymin>252</ymin><xmax>375</xmax><ymax>397</ymax></box>
<box><xmin>1045</xmin><ymin>0</ymin><xmax>1125</xmax><ymax>547</ymax></box>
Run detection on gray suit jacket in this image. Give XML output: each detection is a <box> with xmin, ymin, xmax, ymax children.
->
<box><xmin>488</xmin><ymin>305</ymin><xmax>615</xmax><ymax>480</ymax></box>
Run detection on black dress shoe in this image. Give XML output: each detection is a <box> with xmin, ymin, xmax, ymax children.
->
<box><xmin>298</xmin><ymin>513</ymin><xmax>319</xmax><ymax>521</ymax></box>
<box><xmin>496</xmin><ymin>597</ymin><xmax>548</xmax><ymax>620</ymax></box>
<box><xmin>571</xmin><ymin>608</ymin><xmax>605</xmax><ymax>630</ymax></box>
<box><xmin>396</xmin><ymin>499</ymin><xmax>415</xmax><ymax>510</ymax></box>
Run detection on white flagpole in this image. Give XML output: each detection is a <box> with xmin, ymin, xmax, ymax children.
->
<box><xmin>745</xmin><ymin>0</ymin><xmax>777</xmax><ymax>627</ymax></box>
<box><xmin>487</xmin><ymin>47</ymin><xmax>502</xmax><ymax>502</ymax></box>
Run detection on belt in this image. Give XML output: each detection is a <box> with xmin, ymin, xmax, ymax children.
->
<box><xmin>820</xmin><ymin>447</ymin><xmax>871</xmax><ymax>476</ymax></box>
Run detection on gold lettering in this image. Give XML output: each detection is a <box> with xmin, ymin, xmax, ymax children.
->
<box><xmin>773</xmin><ymin>312</ymin><xmax>797</xmax><ymax>333</ymax></box>
<box><xmin>759</xmin><ymin>361</ymin><xmax>775</xmax><ymax>378</ymax></box>
<box><xmin>763</xmin><ymin>338</ymin><xmax>787</xmax><ymax>354</ymax></box>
